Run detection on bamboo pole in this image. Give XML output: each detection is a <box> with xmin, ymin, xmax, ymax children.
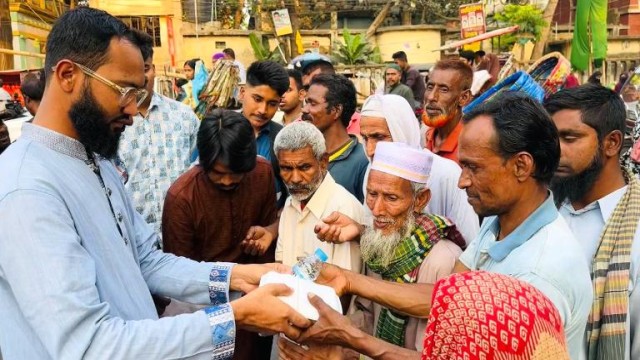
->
<box><xmin>0</xmin><ymin>48</ymin><xmax>45</xmax><ymax>59</ymax></box>
<box><xmin>0</xmin><ymin>49</ymin><xmax>186</xmax><ymax>79</ymax></box>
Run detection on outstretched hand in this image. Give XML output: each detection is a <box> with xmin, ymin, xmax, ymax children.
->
<box><xmin>297</xmin><ymin>293</ymin><xmax>355</xmax><ymax>347</ymax></box>
<box><xmin>241</xmin><ymin>226</ymin><xmax>275</xmax><ymax>256</ymax></box>
<box><xmin>314</xmin><ymin>211</ymin><xmax>363</xmax><ymax>244</ymax></box>
<box><xmin>314</xmin><ymin>263</ymin><xmax>350</xmax><ymax>297</ymax></box>
<box><xmin>278</xmin><ymin>336</ymin><xmax>345</xmax><ymax>360</ymax></box>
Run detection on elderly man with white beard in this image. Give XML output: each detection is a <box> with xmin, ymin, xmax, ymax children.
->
<box><xmin>274</xmin><ymin>121</ymin><xmax>365</xmax><ymax>273</ymax></box>
<box><xmin>315</xmin><ymin>94</ymin><xmax>479</xmax><ymax>246</ymax></box>
<box><xmin>351</xmin><ymin>141</ymin><xmax>466</xmax><ymax>353</ymax></box>
<box><xmin>278</xmin><ymin>141</ymin><xmax>466</xmax><ymax>359</ymax></box>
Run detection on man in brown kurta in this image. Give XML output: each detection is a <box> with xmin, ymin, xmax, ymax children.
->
<box><xmin>163</xmin><ymin>109</ymin><xmax>278</xmax><ymax>360</ymax></box>
<box><xmin>163</xmin><ymin>156</ymin><xmax>277</xmax><ymax>263</ymax></box>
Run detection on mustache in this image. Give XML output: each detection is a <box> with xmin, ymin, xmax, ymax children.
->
<box><xmin>287</xmin><ymin>183</ymin><xmax>314</xmax><ymax>192</ymax></box>
<box><xmin>301</xmin><ymin>113</ymin><xmax>313</xmax><ymax>122</ymax></box>
<box><xmin>373</xmin><ymin>216</ymin><xmax>397</xmax><ymax>225</ymax></box>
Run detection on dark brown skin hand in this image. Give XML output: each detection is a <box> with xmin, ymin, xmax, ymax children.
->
<box><xmin>313</xmin><ymin>263</ymin><xmax>351</xmax><ymax>297</ymax></box>
<box><xmin>278</xmin><ymin>336</ymin><xmax>344</xmax><ymax>360</ymax></box>
<box><xmin>296</xmin><ymin>293</ymin><xmax>355</xmax><ymax>347</ymax></box>
<box><xmin>314</xmin><ymin>211</ymin><xmax>363</xmax><ymax>244</ymax></box>
<box><xmin>241</xmin><ymin>226</ymin><xmax>274</xmax><ymax>256</ymax></box>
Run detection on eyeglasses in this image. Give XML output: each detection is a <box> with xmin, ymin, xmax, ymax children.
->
<box><xmin>72</xmin><ymin>62</ymin><xmax>148</xmax><ymax>108</ymax></box>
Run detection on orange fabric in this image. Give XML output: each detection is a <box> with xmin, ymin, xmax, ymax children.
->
<box><xmin>425</xmin><ymin>121</ymin><xmax>463</xmax><ymax>164</ymax></box>
<box><xmin>422</xmin><ymin>271</ymin><xmax>570</xmax><ymax>360</ymax></box>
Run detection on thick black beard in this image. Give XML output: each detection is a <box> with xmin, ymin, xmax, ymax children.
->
<box><xmin>550</xmin><ymin>151</ymin><xmax>604</xmax><ymax>207</ymax></box>
<box><xmin>68</xmin><ymin>85</ymin><xmax>121</xmax><ymax>159</ymax></box>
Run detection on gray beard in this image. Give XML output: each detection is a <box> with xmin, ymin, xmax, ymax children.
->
<box><xmin>288</xmin><ymin>170</ymin><xmax>325</xmax><ymax>202</ymax></box>
<box><xmin>361</xmin><ymin>212</ymin><xmax>415</xmax><ymax>268</ymax></box>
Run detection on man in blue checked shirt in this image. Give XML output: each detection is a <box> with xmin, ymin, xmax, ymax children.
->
<box><xmin>117</xmin><ymin>30</ymin><xmax>199</xmax><ymax>239</ymax></box>
<box><xmin>0</xmin><ymin>8</ymin><xmax>310</xmax><ymax>360</ymax></box>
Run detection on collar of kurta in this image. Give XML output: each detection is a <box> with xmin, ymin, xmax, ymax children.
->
<box><xmin>21</xmin><ymin>122</ymin><xmax>88</xmax><ymax>161</ymax></box>
<box><xmin>487</xmin><ymin>192</ymin><xmax>559</xmax><ymax>261</ymax></box>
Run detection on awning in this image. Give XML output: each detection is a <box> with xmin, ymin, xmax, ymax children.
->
<box><xmin>433</xmin><ymin>25</ymin><xmax>520</xmax><ymax>52</ymax></box>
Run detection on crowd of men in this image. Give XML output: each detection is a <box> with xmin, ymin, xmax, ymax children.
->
<box><xmin>0</xmin><ymin>6</ymin><xmax>638</xmax><ymax>360</ymax></box>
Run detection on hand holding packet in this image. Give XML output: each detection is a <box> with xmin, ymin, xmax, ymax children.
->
<box><xmin>258</xmin><ymin>271</ymin><xmax>342</xmax><ymax>321</ymax></box>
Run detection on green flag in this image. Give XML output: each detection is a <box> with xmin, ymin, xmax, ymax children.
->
<box><xmin>571</xmin><ymin>0</ymin><xmax>608</xmax><ymax>71</ymax></box>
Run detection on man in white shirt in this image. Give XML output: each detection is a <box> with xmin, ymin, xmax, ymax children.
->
<box><xmin>546</xmin><ymin>84</ymin><xmax>640</xmax><ymax>360</ymax></box>
<box><xmin>274</xmin><ymin>121</ymin><xmax>364</xmax><ymax>273</ymax></box>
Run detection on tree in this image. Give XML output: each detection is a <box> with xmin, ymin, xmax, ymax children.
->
<box><xmin>332</xmin><ymin>28</ymin><xmax>381</xmax><ymax>65</ymax></box>
<box><xmin>492</xmin><ymin>4</ymin><xmax>547</xmax><ymax>51</ymax></box>
<box><xmin>248</xmin><ymin>32</ymin><xmax>284</xmax><ymax>63</ymax></box>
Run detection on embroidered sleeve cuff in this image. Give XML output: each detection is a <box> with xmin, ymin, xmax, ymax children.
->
<box><xmin>209</xmin><ymin>263</ymin><xmax>234</xmax><ymax>305</ymax></box>
<box><xmin>204</xmin><ymin>304</ymin><xmax>236</xmax><ymax>360</ymax></box>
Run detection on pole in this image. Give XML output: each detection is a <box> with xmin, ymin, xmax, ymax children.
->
<box><xmin>274</xmin><ymin>37</ymin><xmax>287</xmax><ymax>61</ymax></box>
<box><xmin>194</xmin><ymin>0</ymin><xmax>199</xmax><ymax>38</ymax></box>
<box><xmin>0</xmin><ymin>48</ymin><xmax>45</xmax><ymax>59</ymax></box>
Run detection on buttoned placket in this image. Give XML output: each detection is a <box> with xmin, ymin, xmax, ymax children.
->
<box><xmin>86</xmin><ymin>154</ymin><xmax>129</xmax><ymax>247</ymax></box>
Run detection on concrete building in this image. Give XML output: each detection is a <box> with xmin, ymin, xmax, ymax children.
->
<box><xmin>4</xmin><ymin>0</ymin><xmax>79</xmax><ymax>70</ymax></box>
<box><xmin>92</xmin><ymin>0</ymin><xmax>184</xmax><ymax>68</ymax></box>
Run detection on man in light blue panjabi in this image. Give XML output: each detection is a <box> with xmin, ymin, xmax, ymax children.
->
<box><xmin>0</xmin><ymin>7</ymin><xmax>310</xmax><ymax>360</ymax></box>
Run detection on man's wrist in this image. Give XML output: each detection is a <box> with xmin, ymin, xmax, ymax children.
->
<box><xmin>229</xmin><ymin>264</ymin><xmax>245</xmax><ymax>292</ymax></box>
<box><xmin>344</xmin><ymin>269</ymin><xmax>356</xmax><ymax>296</ymax></box>
<box><xmin>229</xmin><ymin>297</ymin><xmax>247</xmax><ymax>327</ymax></box>
<box><xmin>344</xmin><ymin>325</ymin><xmax>369</xmax><ymax>353</ymax></box>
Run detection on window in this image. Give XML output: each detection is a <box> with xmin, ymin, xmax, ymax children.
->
<box><xmin>119</xmin><ymin>16</ymin><xmax>162</xmax><ymax>47</ymax></box>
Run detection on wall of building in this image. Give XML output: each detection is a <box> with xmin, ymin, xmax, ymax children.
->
<box><xmin>552</xmin><ymin>0</ymin><xmax>640</xmax><ymax>35</ymax></box>
<box><xmin>182</xmin><ymin>33</ymin><xmax>255</xmax><ymax>68</ymax></box>
<box><xmin>180</xmin><ymin>25</ymin><xmax>443</xmax><ymax>68</ymax></box>
<box><xmin>9</xmin><ymin>11</ymin><xmax>48</xmax><ymax>69</ymax></box>
<box><xmin>374</xmin><ymin>26</ymin><xmax>443</xmax><ymax>65</ymax></box>
<box><xmin>92</xmin><ymin>0</ymin><xmax>184</xmax><ymax>68</ymax></box>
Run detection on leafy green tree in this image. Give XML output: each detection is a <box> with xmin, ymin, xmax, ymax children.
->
<box><xmin>492</xmin><ymin>4</ymin><xmax>547</xmax><ymax>51</ymax></box>
<box><xmin>249</xmin><ymin>33</ymin><xmax>284</xmax><ymax>63</ymax></box>
<box><xmin>332</xmin><ymin>28</ymin><xmax>381</xmax><ymax>65</ymax></box>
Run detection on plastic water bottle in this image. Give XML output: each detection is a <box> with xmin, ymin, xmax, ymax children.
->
<box><xmin>292</xmin><ymin>248</ymin><xmax>328</xmax><ymax>281</ymax></box>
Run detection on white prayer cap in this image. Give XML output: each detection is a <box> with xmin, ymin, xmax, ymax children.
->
<box><xmin>361</xmin><ymin>94</ymin><xmax>421</xmax><ymax>149</ymax></box>
<box><xmin>371</xmin><ymin>142</ymin><xmax>433</xmax><ymax>183</ymax></box>
<box><xmin>361</xmin><ymin>94</ymin><xmax>385</xmax><ymax>118</ymax></box>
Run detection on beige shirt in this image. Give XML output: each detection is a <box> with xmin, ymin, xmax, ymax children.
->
<box><xmin>349</xmin><ymin>240</ymin><xmax>462</xmax><ymax>352</ymax></box>
<box><xmin>276</xmin><ymin>173</ymin><xmax>365</xmax><ymax>273</ymax></box>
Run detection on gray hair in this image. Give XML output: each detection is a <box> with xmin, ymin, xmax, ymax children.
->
<box><xmin>274</xmin><ymin>121</ymin><xmax>327</xmax><ymax>160</ymax></box>
<box><xmin>411</xmin><ymin>181</ymin><xmax>428</xmax><ymax>196</ymax></box>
